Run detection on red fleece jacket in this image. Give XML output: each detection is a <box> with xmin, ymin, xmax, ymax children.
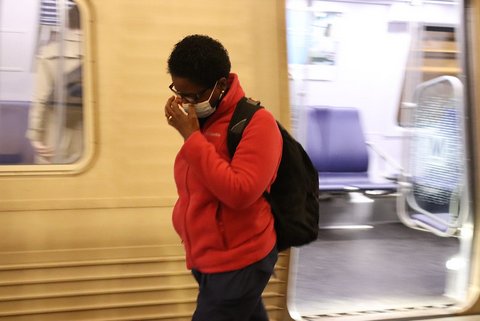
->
<box><xmin>172</xmin><ymin>73</ymin><xmax>282</xmax><ymax>273</ymax></box>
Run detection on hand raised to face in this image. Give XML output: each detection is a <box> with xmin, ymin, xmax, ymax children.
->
<box><xmin>164</xmin><ymin>96</ymin><xmax>200</xmax><ymax>141</ymax></box>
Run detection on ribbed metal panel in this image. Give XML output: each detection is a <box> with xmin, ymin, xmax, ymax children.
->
<box><xmin>0</xmin><ymin>250</ymin><xmax>287</xmax><ymax>320</ymax></box>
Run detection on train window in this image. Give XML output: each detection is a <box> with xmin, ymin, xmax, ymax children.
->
<box><xmin>0</xmin><ymin>0</ymin><xmax>86</xmax><ymax>166</ymax></box>
<box><xmin>286</xmin><ymin>0</ymin><xmax>473</xmax><ymax>319</ymax></box>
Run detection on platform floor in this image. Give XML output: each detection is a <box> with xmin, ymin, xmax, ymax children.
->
<box><xmin>292</xmin><ymin>221</ymin><xmax>460</xmax><ymax>316</ymax></box>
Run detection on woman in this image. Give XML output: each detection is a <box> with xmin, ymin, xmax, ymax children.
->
<box><xmin>27</xmin><ymin>5</ymin><xmax>83</xmax><ymax>164</ymax></box>
<box><xmin>164</xmin><ymin>34</ymin><xmax>282</xmax><ymax>321</ymax></box>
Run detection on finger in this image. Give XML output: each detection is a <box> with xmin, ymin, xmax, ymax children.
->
<box><xmin>40</xmin><ymin>151</ymin><xmax>54</xmax><ymax>157</ymax></box>
<box><xmin>38</xmin><ymin>147</ymin><xmax>54</xmax><ymax>157</ymax></box>
<box><xmin>166</xmin><ymin>111</ymin><xmax>174</xmax><ymax>125</ymax></box>
<box><xmin>33</xmin><ymin>143</ymin><xmax>50</xmax><ymax>153</ymax></box>
<box><xmin>187</xmin><ymin>105</ymin><xmax>198</xmax><ymax>118</ymax></box>
<box><xmin>164</xmin><ymin>96</ymin><xmax>176</xmax><ymax>117</ymax></box>
<box><xmin>170</xmin><ymin>100</ymin><xmax>186</xmax><ymax>117</ymax></box>
<box><xmin>178</xmin><ymin>103</ymin><xmax>188</xmax><ymax>115</ymax></box>
<box><xmin>174</xmin><ymin>96</ymin><xmax>182</xmax><ymax>104</ymax></box>
<box><xmin>42</xmin><ymin>146</ymin><xmax>54</xmax><ymax>153</ymax></box>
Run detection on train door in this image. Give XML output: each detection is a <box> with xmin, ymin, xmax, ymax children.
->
<box><xmin>285</xmin><ymin>0</ymin><xmax>474</xmax><ymax>320</ymax></box>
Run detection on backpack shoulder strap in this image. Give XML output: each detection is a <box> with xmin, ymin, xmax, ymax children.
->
<box><xmin>227</xmin><ymin>97</ymin><xmax>262</xmax><ymax>157</ymax></box>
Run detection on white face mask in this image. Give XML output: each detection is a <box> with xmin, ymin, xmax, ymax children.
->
<box><xmin>182</xmin><ymin>81</ymin><xmax>219</xmax><ymax>118</ymax></box>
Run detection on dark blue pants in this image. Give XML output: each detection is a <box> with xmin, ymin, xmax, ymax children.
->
<box><xmin>191</xmin><ymin>247</ymin><xmax>278</xmax><ymax>321</ymax></box>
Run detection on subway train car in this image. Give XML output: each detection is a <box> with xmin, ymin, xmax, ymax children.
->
<box><xmin>1</xmin><ymin>0</ymin><xmax>480</xmax><ymax>320</ymax></box>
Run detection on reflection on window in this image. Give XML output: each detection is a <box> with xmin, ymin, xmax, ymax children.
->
<box><xmin>0</xmin><ymin>0</ymin><xmax>84</xmax><ymax>165</ymax></box>
<box><xmin>308</xmin><ymin>11</ymin><xmax>341</xmax><ymax>66</ymax></box>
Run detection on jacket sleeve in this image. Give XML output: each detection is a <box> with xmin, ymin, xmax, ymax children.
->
<box><xmin>180</xmin><ymin>109</ymin><xmax>282</xmax><ymax>209</ymax></box>
<box><xmin>26</xmin><ymin>55</ymin><xmax>53</xmax><ymax>141</ymax></box>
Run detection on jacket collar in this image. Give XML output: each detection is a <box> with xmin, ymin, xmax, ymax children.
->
<box><xmin>202</xmin><ymin>73</ymin><xmax>245</xmax><ymax>128</ymax></box>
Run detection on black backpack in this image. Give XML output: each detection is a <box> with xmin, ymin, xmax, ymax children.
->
<box><xmin>227</xmin><ymin>97</ymin><xmax>320</xmax><ymax>252</ymax></box>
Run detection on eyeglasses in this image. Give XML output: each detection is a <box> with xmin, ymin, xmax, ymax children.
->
<box><xmin>169</xmin><ymin>83</ymin><xmax>212</xmax><ymax>104</ymax></box>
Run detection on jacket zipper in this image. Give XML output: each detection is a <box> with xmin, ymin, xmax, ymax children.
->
<box><xmin>183</xmin><ymin>166</ymin><xmax>194</xmax><ymax>267</ymax></box>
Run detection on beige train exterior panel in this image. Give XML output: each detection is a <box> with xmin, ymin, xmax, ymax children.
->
<box><xmin>0</xmin><ymin>0</ymin><xmax>291</xmax><ymax>320</ymax></box>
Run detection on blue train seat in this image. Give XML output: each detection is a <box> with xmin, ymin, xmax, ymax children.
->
<box><xmin>305</xmin><ymin>106</ymin><xmax>397</xmax><ymax>193</ymax></box>
<box><xmin>0</xmin><ymin>101</ymin><xmax>34</xmax><ymax>164</ymax></box>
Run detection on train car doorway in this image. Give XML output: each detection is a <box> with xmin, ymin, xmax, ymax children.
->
<box><xmin>285</xmin><ymin>0</ymin><xmax>473</xmax><ymax>319</ymax></box>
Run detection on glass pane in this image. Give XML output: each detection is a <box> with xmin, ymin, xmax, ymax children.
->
<box><xmin>285</xmin><ymin>0</ymin><xmax>472</xmax><ymax>319</ymax></box>
<box><xmin>401</xmin><ymin>76</ymin><xmax>468</xmax><ymax>236</ymax></box>
<box><xmin>0</xmin><ymin>0</ymin><xmax>84</xmax><ymax>165</ymax></box>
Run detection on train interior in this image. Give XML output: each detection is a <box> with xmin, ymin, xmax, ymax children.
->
<box><xmin>0</xmin><ymin>0</ymin><xmax>474</xmax><ymax>320</ymax></box>
<box><xmin>286</xmin><ymin>0</ymin><xmax>472</xmax><ymax>319</ymax></box>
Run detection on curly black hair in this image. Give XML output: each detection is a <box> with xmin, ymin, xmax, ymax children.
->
<box><xmin>167</xmin><ymin>35</ymin><xmax>231</xmax><ymax>88</ymax></box>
